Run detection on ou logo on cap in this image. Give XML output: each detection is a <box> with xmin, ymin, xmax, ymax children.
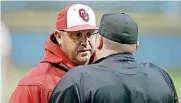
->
<box><xmin>79</xmin><ymin>9</ymin><xmax>89</xmax><ymax>22</ymax></box>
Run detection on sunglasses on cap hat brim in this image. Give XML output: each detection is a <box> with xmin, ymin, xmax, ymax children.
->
<box><xmin>62</xmin><ymin>24</ymin><xmax>98</xmax><ymax>32</ymax></box>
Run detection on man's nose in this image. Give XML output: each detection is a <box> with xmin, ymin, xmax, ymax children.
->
<box><xmin>80</xmin><ymin>35</ymin><xmax>90</xmax><ymax>47</ymax></box>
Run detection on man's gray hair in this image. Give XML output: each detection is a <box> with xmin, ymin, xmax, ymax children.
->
<box><xmin>103</xmin><ymin>37</ymin><xmax>137</xmax><ymax>53</ymax></box>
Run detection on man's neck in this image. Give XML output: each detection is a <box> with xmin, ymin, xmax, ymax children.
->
<box><xmin>97</xmin><ymin>49</ymin><xmax>134</xmax><ymax>60</ymax></box>
<box><xmin>97</xmin><ymin>49</ymin><xmax>118</xmax><ymax>60</ymax></box>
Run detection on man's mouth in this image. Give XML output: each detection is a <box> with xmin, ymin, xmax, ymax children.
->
<box><xmin>78</xmin><ymin>49</ymin><xmax>91</xmax><ymax>56</ymax></box>
<box><xmin>78</xmin><ymin>49</ymin><xmax>91</xmax><ymax>53</ymax></box>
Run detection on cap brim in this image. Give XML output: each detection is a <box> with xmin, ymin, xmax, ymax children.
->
<box><xmin>64</xmin><ymin>24</ymin><xmax>98</xmax><ymax>32</ymax></box>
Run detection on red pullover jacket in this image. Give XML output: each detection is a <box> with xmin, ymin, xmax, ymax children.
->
<box><xmin>9</xmin><ymin>34</ymin><xmax>96</xmax><ymax>103</ymax></box>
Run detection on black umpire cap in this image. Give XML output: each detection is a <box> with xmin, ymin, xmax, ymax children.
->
<box><xmin>98</xmin><ymin>12</ymin><xmax>138</xmax><ymax>44</ymax></box>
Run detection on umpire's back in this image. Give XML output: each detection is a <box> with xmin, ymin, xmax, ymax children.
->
<box><xmin>49</xmin><ymin>12</ymin><xmax>179</xmax><ymax>103</ymax></box>
<box><xmin>73</xmin><ymin>52</ymin><xmax>178</xmax><ymax>103</ymax></box>
<box><xmin>49</xmin><ymin>52</ymin><xmax>178</xmax><ymax>103</ymax></box>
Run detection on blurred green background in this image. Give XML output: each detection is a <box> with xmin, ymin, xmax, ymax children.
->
<box><xmin>1</xmin><ymin>1</ymin><xmax>181</xmax><ymax>102</ymax></box>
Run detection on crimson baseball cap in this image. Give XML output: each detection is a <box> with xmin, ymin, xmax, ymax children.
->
<box><xmin>56</xmin><ymin>4</ymin><xmax>98</xmax><ymax>31</ymax></box>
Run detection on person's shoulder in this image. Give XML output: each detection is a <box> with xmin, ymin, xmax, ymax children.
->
<box><xmin>140</xmin><ymin>61</ymin><xmax>171</xmax><ymax>77</ymax></box>
<box><xmin>69</xmin><ymin>64</ymin><xmax>97</xmax><ymax>74</ymax></box>
<box><xmin>66</xmin><ymin>64</ymin><xmax>97</xmax><ymax>81</ymax></box>
<box><xmin>18</xmin><ymin>63</ymin><xmax>53</xmax><ymax>86</ymax></box>
<box><xmin>143</xmin><ymin>62</ymin><xmax>174</xmax><ymax>89</ymax></box>
<box><xmin>140</xmin><ymin>61</ymin><xmax>164</xmax><ymax>71</ymax></box>
<box><xmin>140</xmin><ymin>61</ymin><xmax>175</xmax><ymax>86</ymax></box>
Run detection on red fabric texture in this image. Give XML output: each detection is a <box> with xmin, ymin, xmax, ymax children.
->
<box><xmin>9</xmin><ymin>33</ymin><xmax>97</xmax><ymax>103</ymax></box>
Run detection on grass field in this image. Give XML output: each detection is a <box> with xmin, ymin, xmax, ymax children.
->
<box><xmin>4</xmin><ymin>68</ymin><xmax>181</xmax><ymax>102</ymax></box>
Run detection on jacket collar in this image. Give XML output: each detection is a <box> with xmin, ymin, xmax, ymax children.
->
<box><xmin>94</xmin><ymin>52</ymin><xmax>141</xmax><ymax>75</ymax></box>
<box><xmin>94</xmin><ymin>52</ymin><xmax>134</xmax><ymax>64</ymax></box>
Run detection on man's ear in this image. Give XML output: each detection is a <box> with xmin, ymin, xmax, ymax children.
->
<box><xmin>132</xmin><ymin>41</ymin><xmax>139</xmax><ymax>54</ymax></box>
<box><xmin>97</xmin><ymin>35</ymin><xmax>103</xmax><ymax>50</ymax></box>
<box><xmin>54</xmin><ymin>30</ymin><xmax>62</xmax><ymax>44</ymax></box>
<box><xmin>136</xmin><ymin>41</ymin><xmax>139</xmax><ymax>50</ymax></box>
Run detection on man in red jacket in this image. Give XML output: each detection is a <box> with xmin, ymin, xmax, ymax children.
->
<box><xmin>9</xmin><ymin>3</ymin><xmax>98</xmax><ymax>103</ymax></box>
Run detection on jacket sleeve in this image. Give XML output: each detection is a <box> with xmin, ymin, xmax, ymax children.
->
<box><xmin>49</xmin><ymin>75</ymin><xmax>82</xmax><ymax>103</ymax></box>
<box><xmin>9</xmin><ymin>85</ymin><xmax>41</xmax><ymax>103</ymax></box>
<box><xmin>160</xmin><ymin>69</ymin><xmax>179</xmax><ymax>103</ymax></box>
<box><xmin>166</xmin><ymin>73</ymin><xmax>179</xmax><ymax>103</ymax></box>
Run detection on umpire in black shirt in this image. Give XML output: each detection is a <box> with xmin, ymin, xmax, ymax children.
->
<box><xmin>49</xmin><ymin>12</ymin><xmax>179</xmax><ymax>103</ymax></box>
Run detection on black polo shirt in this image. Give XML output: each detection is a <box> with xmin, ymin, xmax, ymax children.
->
<box><xmin>49</xmin><ymin>52</ymin><xmax>178</xmax><ymax>103</ymax></box>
